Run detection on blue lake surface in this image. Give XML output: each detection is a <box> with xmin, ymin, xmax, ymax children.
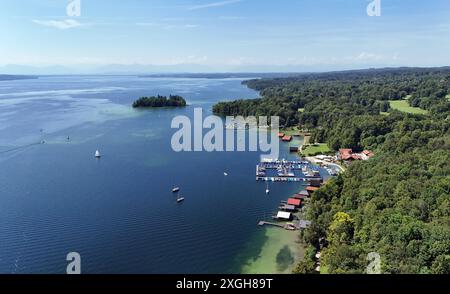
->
<box><xmin>0</xmin><ymin>75</ymin><xmax>308</xmax><ymax>273</ymax></box>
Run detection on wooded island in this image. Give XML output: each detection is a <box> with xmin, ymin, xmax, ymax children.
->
<box><xmin>132</xmin><ymin>95</ymin><xmax>187</xmax><ymax>108</ymax></box>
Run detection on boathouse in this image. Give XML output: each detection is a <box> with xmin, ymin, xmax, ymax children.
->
<box><xmin>306</xmin><ymin>186</ymin><xmax>320</xmax><ymax>194</ymax></box>
<box><xmin>297</xmin><ymin>190</ymin><xmax>309</xmax><ymax>197</ymax></box>
<box><xmin>280</xmin><ymin>204</ymin><xmax>296</xmax><ymax>212</ymax></box>
<box><xmin>294</xmin><ymin>194</ymin><xmax>308</xmax><ymax>200</ymax></box>
<box><xmin>276</xmin><ymin>211</ymin><xmax>292</xmax><ymax>220</ymax></box>
<box><xmin>282</xmin><ymin>135</ymin><xmax>293</xmax><ymax>142</ymax></box>
<box><xmin>287</xmin><ymin>198</ymin><xmax>301</xmax><ymax>207</ymax></box>
<box><xmin>309</xmin><ymin>178</ymin><xmax>323</xmax><ymax>187</ymax></box>
<box><xmin>289</xmin><ymin>146</ymin><xmax>299</xmax><ymax>152</ymax></box>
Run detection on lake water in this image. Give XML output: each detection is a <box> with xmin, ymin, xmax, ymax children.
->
<box><xmin>0</xmin><ymin>75</ymin><xmax>309</xmax><ymax>273</ymax></box>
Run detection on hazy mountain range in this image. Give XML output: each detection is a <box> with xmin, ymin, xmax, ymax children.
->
<box><xmin>0</xmin><ymin>63</ymin><xmax>407</xmax><ymax>75</ymax></box>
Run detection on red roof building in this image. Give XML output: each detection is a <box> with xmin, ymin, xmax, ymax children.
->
<box><xmin>282</xmin><ymin>135</ymin><xmax>293</xmax><ymax>142</ymax></box>
<box><xmin>278</xmin><ymin>133</ymin><xmax>285</xmax><ymax>138</ymax></box>
<box><xmin>363</xmin><ymin>150</ymin><xmax>375</xmax><ymax>158</ymax></box>
<box><xmin>306</xmin><ymin>186</ymin><xmax>320</xmax><ymax>193</ymax></box>
<box><xmin>287</xmin><ymin>198</ymin><xmax>301</xmax><ymax>207</ymax></box>
<box><xmin>339</xmin><ymin>149</ymin><xmax>353</xmax><ymax>160</ymax></box>
<box><xmin>351</xmin><ymin>154</ymin><xmax>363</xmax><ymax>160</ymax></box>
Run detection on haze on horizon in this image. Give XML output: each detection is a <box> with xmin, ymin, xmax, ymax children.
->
<box><xmin>1</xmin><ymin>0</ymin><xmax>449</xmax><ymax>74</ymax></box>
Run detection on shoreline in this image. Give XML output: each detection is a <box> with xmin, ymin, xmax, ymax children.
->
<box><xmin>239</xmin><ymin>226</ymin><xmax>306</xmax><ymax>274</ymax></box>
<box><xmin>237</xmin><ymin>139</ymin><xmax>312</xmax><ymax>274</ymax></box>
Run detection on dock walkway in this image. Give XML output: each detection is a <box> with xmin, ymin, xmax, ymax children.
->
<box><xmin>258</xmin><ymin>221</ymin><xmax>284</xmax><ymax>228</ymax></box>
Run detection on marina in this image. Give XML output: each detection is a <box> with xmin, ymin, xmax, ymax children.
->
<box><xmin>256</xmin><ymin>177</ymin><xmax>307</xmax><ymax>182</ymax></box>
<box><xmin>255</xmin><ymin>159</ymin><xmax>324</xmax><ymax>183</ymax></box>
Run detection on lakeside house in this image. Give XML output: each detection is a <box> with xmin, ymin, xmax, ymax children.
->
<box><xmin>338</xmin><ymin>148</ymin><xmax>375</xmax><ymax>162</ymax></box>
<box><xmin>278</xmin><ymin>132</ymin><xmax>285</xmax><ymax>138</ymax></box>
<box><xmin>298</xmin><ymin>220</ymin><xmax>312</xmax><ymax>229</ymax></box>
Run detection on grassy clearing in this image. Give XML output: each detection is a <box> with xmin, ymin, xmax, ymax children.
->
<box><xmin>389</xmin><ymin>100</ymin><xmax>428</xmax><ymax>115</ymax></box>
<box><xmin>303</xmin><ymin>136</ymin><xmax>311</xmax><ymax>145</ymax></box>
<box><xmin>281</xmin><ymin>127</ymin><xmax>301</xmax><ymax>136</ymax></box>
<box><xmin>380</xmin><ymin>112</ymin><xmax>390</xmax><ymax>116</ymax></box>
<box><xmin>302</xmin><ymin>143</ymin><xmax>331</xmax><ymax>156</ymax></box>
<box><xmin>298</xmin><ymin>108</ymin><xmax>305</xmax><ymax>113</ymax></box>
<box><xmin>446</xmin><ymin>94</ymin><xmax>450</xmax><ymax>101</ymax></box>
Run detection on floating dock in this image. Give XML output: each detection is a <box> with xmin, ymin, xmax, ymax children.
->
<box><xmin>258</xmin><ymin>221</ymin><xmax>284</xmax><ymax>228</ymax></box>
<box><xmin>256</xmin><ymin>177</ymin><xmax>306</xmax><ymax>182</ymax></box>
<box><xmin>256</xmin><ymin>176</ymin><xmax>322</xmax><ymax>183</ymax></box>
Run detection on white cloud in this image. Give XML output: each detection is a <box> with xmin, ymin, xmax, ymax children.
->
<box><xmin>188</xmin><ymin>0</ymin><xmax>242</xmax><ymax>11</ymax></box>
<box><xmin>32</xmin><ymin>19</ymin><xmax>83</xmax><ymax>30</ymax></box>
<box><xmin>353</xmin><ymin>52</ymin><xmax>384</xmax><ymax>61</ymax></box>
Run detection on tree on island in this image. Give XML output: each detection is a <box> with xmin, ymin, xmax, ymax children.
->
<box><xmin>132</xmin><ymin>95</ymin><xmax>187</xmax><ymax>108</ymax></box>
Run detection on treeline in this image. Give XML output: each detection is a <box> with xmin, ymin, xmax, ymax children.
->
<box><xmin>132</xmin><ymin>95</ymin><xmax>186</xmax><ymax>108</ymax></box>
<box><xmin>214</xmin><ymin>67</ymin><xmax>450</xmax><ymax>274</ymax></box>
<box><xmin>213</xmin><ymin>67</ymin><xmax>450</xmax><ymax>129</ymax></box>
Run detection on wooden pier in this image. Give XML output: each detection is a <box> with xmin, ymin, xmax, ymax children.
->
<box><xmin>258</xmin><ymin>221</ymin><xmax>284</xmax><ymax>228</ymax></box>
<box><xmin>258</xmin><ymin>221</ymin><xmax>298</xmax><ymax>231</ymax></box>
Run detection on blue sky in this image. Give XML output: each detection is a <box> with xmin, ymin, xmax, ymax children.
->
<box><xmin>0</xmin><ymin>0</ymin><xmax>449</xmax><ymax>72</ymax></box>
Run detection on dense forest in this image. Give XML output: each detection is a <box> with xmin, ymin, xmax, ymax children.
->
<box><xmin>213</xmin><ymin>67</ymin><xmax>450</xmax><ymax>131</ymax></box>
<box><xmin>132</xmin><ymin>95</ymin><xmax>186</xmax><ymax>108</ymax></box>
<box><xmin>213</xmin><ymin>67</ymin><xmax>450</xmax><ymax>274</ymax></box>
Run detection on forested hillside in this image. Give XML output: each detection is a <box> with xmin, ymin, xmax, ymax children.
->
<box><xmin>213</xmin><ymin>67</ymin><xmax>450</xmax><ymax>274</ymax></box>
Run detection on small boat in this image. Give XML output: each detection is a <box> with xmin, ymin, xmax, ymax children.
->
<box><xmin>224</xmin><ymin>172</ymin><xmax>228</xmax><ymax>176</ymax></box>
<box><xmin>265</xmin><ymin>181</ymin><xmax>270</xmax><ymax>194</ymax></box>
<box><xmin>172</xmin><ymin>187</ymin><xmax>180</xmax><ymax>193</ymax></box>
<box><xmin>95</xmin><ymin>150</ymin><xmax>101</xmax><ymax>158</ymax></box>
<box><xmin>176</xmin><ymin>194</ymin><xmax>185</xmax><ymax>203</ymax></box>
